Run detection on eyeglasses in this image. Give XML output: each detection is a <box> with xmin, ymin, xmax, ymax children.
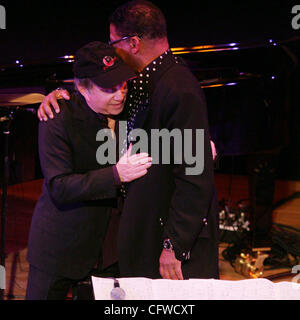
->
<box><xmin>108</xmin><ymin>35</ymin><xmax>134</xmax><ymax>46</ymax></box>
<box><xmin>108</xmin><ymin>34</ymin><xmax>142</xmax><ymax>46</ymax></box>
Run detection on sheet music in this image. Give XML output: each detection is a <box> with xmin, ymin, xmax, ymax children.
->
<box><xmin>208</xmin><ymin>279</ymin><xmax>276</xmax><ymax>300</ymax></box>
<box><xmin>118</xmin><ymin>278</ymin><xmax>154</xmax><ymax>300</ymax></box>
<box><xmin>91</xmin><ymin>276</ymin><xmax>155</xmax><ymax>300</ymax></box>
<box><xmin>92</xmin><ymin>276</ymin><xmax>300</xmax><ymax>300</ymax></box>
<box><xmin>274</xmin><ymin>281</ymin><xmax>300</xmax><ymax>300</ymax></box>
<box><xmin>151</xmin><ymin>279</ymin><xmax>214</xmax><ymax>300</ymax></box>
<box><xmin>91</xmin><ymin>277</ymin><xmax>117</xmax><ymax>300</ymax></box>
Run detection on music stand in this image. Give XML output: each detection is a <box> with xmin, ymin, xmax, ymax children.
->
<box><xmin>0</xmin><ymin>92</ymin><xmax>44</xmax><ymax>300</ymax></box>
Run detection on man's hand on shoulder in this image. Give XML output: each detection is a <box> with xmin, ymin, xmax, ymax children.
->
<box><xmin>38</xmin><ymin>89</ymin><xmax>70</xmax><ymax>121</ymax></box>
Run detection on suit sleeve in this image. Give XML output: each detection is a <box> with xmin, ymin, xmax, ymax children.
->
<box><xmin>161</xmin><ymin>86</ymin><xmax>216</xmax><ymax>261</ymax></box>
<box><xmin>38</xmin><ymin>113</ymin><xmax>117</xmax><ymax>207</ymax></box>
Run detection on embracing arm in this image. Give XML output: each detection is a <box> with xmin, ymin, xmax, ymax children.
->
<box><xmin>39</xmin><ymin>113</ymin><xmax>151</xmax><ymax>207</ymax></box>
<box><xmin>38</xmin><ymin>88</ymin><xmax>70</xmax><ymax>121</ymax></box>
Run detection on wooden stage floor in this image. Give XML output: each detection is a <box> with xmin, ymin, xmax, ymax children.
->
<box><xmin>1</xmin><ymin>173</ymin><xmax>300</xmax><ymax>300</ymax></box>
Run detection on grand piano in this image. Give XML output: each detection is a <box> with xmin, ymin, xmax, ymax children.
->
<box><xmin>1</xmin><ymin>37</ymin><xmax>298</xmax><ymax>155</ymax></box>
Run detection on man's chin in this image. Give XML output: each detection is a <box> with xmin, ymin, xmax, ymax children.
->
<box><xmin>112</xmin><ymin>107</ymin><xmax>124</xmax><ymax>114</ymax></box>
<box><xmin>107</xmin><ymin>108</ymin><xmax>124</xmax><ymax>118</ymax></box>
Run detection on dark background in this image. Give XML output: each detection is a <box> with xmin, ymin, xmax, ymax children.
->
<box><xmin>0</xmin><ymin>0</ymin><xmax>299</xmax><ymax>64</ymax></box>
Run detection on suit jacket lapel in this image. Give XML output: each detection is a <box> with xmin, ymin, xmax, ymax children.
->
<box><xmin>132</xmin><ymin>52</ymin><xmax>178</xmax><ymax>130</ymax></box>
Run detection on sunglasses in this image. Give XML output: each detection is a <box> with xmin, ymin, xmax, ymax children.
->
<box><xmin>108</xmin><ymin>34</ymin><xmax>142</xmax><ymax>46</ymax></box>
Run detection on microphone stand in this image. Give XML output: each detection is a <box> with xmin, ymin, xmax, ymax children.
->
<box><xmin>0</xmin><ymin>110</ymin><xmax>14</xmax><ymax>300</ymax></box>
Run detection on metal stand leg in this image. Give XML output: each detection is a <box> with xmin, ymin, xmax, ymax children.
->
<box><xmin>0</xmin><ymin>111</ymin><xmax>14</xmax><ymax>300</ymax></box>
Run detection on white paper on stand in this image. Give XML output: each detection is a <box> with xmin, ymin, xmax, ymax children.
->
<box><xmin>91</xmin><ymin>276</ymin><xmax>300</xmax><ymax>300</ymax></box>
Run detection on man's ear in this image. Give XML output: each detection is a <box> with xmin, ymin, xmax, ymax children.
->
<box><xmin>129</xmin><ymin>36</ymin><xmax>140</xmax><ymax>54</ymax></box>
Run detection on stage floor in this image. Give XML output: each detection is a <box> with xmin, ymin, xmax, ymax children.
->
<box><xmin>2</xmin><ymin>174</ymin><xmax>300</xmax><ymax>300</ymax></box>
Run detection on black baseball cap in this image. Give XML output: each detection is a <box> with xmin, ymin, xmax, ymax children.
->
<box><xmin>73</xmin><ymin>41</ymin><xmax>136</xmax><ymax>89</ymax></box>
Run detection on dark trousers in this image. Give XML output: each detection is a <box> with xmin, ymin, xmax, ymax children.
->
<box><xmin>25</xmin><ymin>263</ymin><xmax>120</xmax><ymax>300</ymax></box>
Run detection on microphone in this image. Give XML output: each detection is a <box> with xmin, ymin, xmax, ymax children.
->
<box><xmin>110</xmin><ymin>279</ymin><xmax>126</xmax><ymax>300</ymax></box>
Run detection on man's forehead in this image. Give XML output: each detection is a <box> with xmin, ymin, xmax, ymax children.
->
<box><xmin>109</xmin><ymin>24</ymin><xmax>119</xmax><ymax>39</ymax></box>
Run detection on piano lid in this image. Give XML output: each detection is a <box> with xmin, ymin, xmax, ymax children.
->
<box><xmin>0</xmin><ymin>37</ymin><xmax>298</xmax><ymax>92</ymax></box>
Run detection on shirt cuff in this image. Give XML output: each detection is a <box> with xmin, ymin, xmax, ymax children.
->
<box><xmin>112</xmin><ymin>165</ymin><xmax>122</xmax><ymax>187</ymax></box>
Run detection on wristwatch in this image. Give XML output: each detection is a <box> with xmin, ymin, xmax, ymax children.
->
<box><xmin>163</xmin><ymin>238</ymin><xmax>173</xmax><ymax>251</ymax></box>
<box><xmin>163</xmin><ymin>238</ymin><xmax>191</xmax><ymax>261</ymax></box>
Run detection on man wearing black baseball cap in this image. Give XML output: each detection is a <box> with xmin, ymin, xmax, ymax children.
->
<box><xmin>74</xmin><ymin>41</ymin><xmax>136</xmax><ymax>90</ymax></box>
<box><xmin>26</xmin><ymin>41</ymin><xmax>152</xmax><ymax>300</ymax></box>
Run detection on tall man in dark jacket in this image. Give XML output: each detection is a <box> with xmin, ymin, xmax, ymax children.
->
<box><xmin>26</xmin><ymin>42</ymin><xmax>152</xmax><ymax>299</ymax></box>
<box><xmin>38</xmin><ymin>0</ymin><xmax>219</xmax><ymax>280</ymax></box>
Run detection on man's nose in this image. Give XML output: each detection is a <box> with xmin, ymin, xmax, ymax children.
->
<box><xmin>114</xmin><ymin>85</ymin><xmax>127</xmax><ymax>101</ymax></box>
<box><xmin>114</xmin><ymin>90</ymin><xmax>125</xmax><ymax>101</ymax></box>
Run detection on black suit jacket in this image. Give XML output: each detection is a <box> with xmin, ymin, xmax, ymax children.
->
<box><xmin>27</xmin><ymin>93</ymin><xmax>119</xmax><ymax>279</ymax></box>
<box><xmin>118</xmin><ymin>53</ymin><xmax>220</xmax><ymax>279</ymax></box>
